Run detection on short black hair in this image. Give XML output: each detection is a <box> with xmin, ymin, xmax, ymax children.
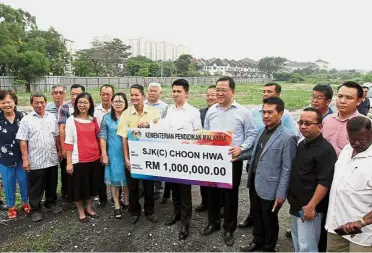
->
<box><xmin>362</xmin><ymin>86</ymin><xmax>369</xmax><ymax>90</ymax></box>
<box><xmin>30</xmin><ymin>92</ymin><xmax>47</xmax><ymax>104</ymax></box>
<box><xmin>338</xmin><ymin>81</ymin><xmax>363</xmax><ymax>99</ymax></box>
<box><xmin>172</xmin><ymin>79</ymin><xmax>189</xmax><ymax>92</ymax></box>
<box><xmin>347</xmin><ymin>116</ymin><xmax>371</xmax><ymax>133</ymax></box>
<box><xmin>130</xmin><ymin>84</ymin><xmax>145</xmax><ymax>95</ymax></box>
<box><xmin>216</xmin><ymin>76</ymin><xmax>235</xmax><ymax>90</ymax></box>
<box><xmin>207</xmin><ymin>85</ymin><xmax>216</xmax><ymax>90</ymax></box>
<box><xmin>263</xmin><ymin>97</ymin><xmax>285</xmax><ymax>113</ymax></box>
<box><xmin>110</xmin><ymin>92</ymin><xmax>128</xmax><ymax>121</ymax></box>
<box><xmin>303</xmin><ymin>107</ymin><xmax>323</xmax><ymax>124</ymax></box>
<box><xmin>100</xmin><ymin>84</ymin><xmax>115</xmax><ymax>93</ymax></box>
<box><xmin>70</xmin><ymin>84</ymin><xmax>85</xmax><ymax>92</ymax></box>
<box><xmin>264</xmin><ymin>82</ymin><xmax>282</xmax><ymax>94</ymax></box>
<box><xmin>72</xmin><ymin>92</ymin><xmax>95</xmax><ymax>117</ymax></box>
<box><xmin>0</xmin><ymin>90</ymin><xmax>18</xmax><ymax>105</ymax></box>
<box><xmin>313</xmin><ymin>84</ymin><xmax>333</xmax><ymax>100</ymax></box>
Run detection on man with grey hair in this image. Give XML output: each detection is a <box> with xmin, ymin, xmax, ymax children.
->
<box><xmin>16</xmin><ymin>92</ymin><xmax>63</xmax><ymax>222</ymax></box>
<box><xmin>46</xmin><ymin>84</ymin><xmax>66</xmax><ymax>119</ymax></box>
<box><xmin>145</xmin><ymin>82</ymin><xmax>169</xmax><ymax>200</ymax></box>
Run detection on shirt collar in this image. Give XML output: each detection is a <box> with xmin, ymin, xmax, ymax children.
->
<box><xmin>96</xmin><ymin>103</ymin><xmax>111</xmax><ymax>113</ymax></box>
<box><xmin>215</xmin><ymin>100</ymin><xmax>239</xmax><ymax>110</ymax></box>
<box><xmin>265</xmin><ymin>122</ymin><xmax>281</xmax><ymax>133</ymax></box>
<box><xmin>145</xmin><ymin>100</ymin><xmax>162</xmax><ymax>106</ymax></box>
<box><xmin>172</xmin><ymin>102</ymin><xmax>191</xmax><ymax>111</ymax></box>
<box><xmin>129</xmin><ymin>105</ymin><xmax>149</xmax><ymax>115</ymax></box>
<box><xmin>304</xmin><ymin>134</ymin><xmax>323</xmax><ymax>147</ymax></box>
<box><xmin>332</xmin><ymin>110</ymin><xmax>360</xmax><ymax>121</ymax></box>
<box><xmin>348</xmin><ymin>143</ymin><xmax>372</xmax><ymax>159</ymax></box>
<box><xmin>31</xmin><ymin>110</ymin><xmax>49</xmax><ymax>118</ymax></box>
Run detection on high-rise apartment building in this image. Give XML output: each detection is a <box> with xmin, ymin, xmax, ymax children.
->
<box><xmin>127</xmin><ymin>37</ymin><xmax>190</xmax><ymax>61</ymax></box>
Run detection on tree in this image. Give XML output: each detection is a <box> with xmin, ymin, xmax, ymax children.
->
<box><xmin>257</xmin><ymin>57</ymin><xmax>287</xmax><ymax>78</ymax></box>
<box><xmin>72</xmin><ymin>38</ymin><xmax>131</xmax><ymax>77</ymax></box>
<box><xmin>175</xmin><ymin>54</ymin><xmax>193</xmax><ymax>76</ymax></box>
<box><xmin>15</xmin><ymin>51</ymin><xmax>50</xmax><ymax>92</ymax></box>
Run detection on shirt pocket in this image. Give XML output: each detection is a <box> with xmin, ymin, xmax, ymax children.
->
<box><xmin>345</xmin><ymin>171</ymin><xmax>369</xmax><ymax>191</ymax></box>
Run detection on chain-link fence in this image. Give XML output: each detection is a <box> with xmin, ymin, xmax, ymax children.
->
<box><xmin>0</xmin><ymin>76</ymin><xmax>270</xmax><ymax>92</ymax></box>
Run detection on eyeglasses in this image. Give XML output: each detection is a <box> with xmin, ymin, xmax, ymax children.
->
<box><xmin>52</xmin><ymin>91</ymin><xmax>65</xmax><ymax>95</ymax></box>
<box><xmin>113</xmin><ymin>101</ymin><xmax>125</xmax><ymax>105</ymax></box>
<box><xmin>297</xmin><ymin>120</ymin><xmax>320</xmax><ymax>126</ymax></box>
<box><xmin>77</xmin><ymin>102</ymin><xmax>89</xmax><ymax>105</ymax></box>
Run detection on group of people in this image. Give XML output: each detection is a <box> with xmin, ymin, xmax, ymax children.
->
<box><xmin>0</xmin><ymin>77</ymin><xmax>371</xmax><ymax>252</ymax></box>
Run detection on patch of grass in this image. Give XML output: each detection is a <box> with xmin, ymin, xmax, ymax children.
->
<box><xmin>15</xmin><ymin>82</ymin><xmax>325</xmax><ymax>110</ymax></box>
<box><xmin>0</xmin><ymin>219</ymin><xmax>70</xmax><ymax>252</ymax></box>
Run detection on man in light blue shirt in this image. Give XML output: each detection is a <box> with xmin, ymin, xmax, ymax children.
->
<box><xmin>251</xmin><ymin>83</ymin><xmax>297</xmax><ymax>134</ymax></box>
<box><xmin>238</xmin><ymin>82</ymin><xmax>297</xmax><ymax>229</ymax></box>
<box><xmin>200</xmin><ymin>76</ymin><xmax>258</xmax><ymax>247</ymax></box>
<box><xmin>45</xmin><ymin>84</ymin><xmax>66</xmax><ymax>119</ymax></box>
<box><xmin>145</xmin><ymin>82</ymin><xmax>168</xmax><ymax>119</ymax></box>
<box><xmin>145</xmin><ymin>82</ymin><xmax>169</xmax><ymax>201</ymax></box>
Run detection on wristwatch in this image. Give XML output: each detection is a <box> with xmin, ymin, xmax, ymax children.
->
<box><xmin>240</xmin><ymin>145</ymin><xmax>246</xmax><ymax>151</ymax></box>
<box><xmin>359</xmin><ymin>217</ymin><xmax>367</xmax><ymax>227</ymax></box>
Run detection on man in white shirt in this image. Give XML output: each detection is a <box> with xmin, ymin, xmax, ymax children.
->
<box><xmin>94</xmin><ymin>84</ymin><xmax>115</xmax><ymax>206</ymax></box>
<box><xmin>145</xmin><ymin>82</ymin><xmax>169</xmax><ymax>201</ymax></box>
<box><xmin>325</xmin><ymin>116</ymin><xmax>372</xmax><ymax>252</ymax></box>
<box><xmin>163</xmin><ymin>79</ymin><xmax>202</xmax><ymax>241</ymax></box>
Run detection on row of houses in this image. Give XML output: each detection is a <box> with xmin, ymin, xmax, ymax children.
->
<box><xmin>193</xmin><ymin>58</ymin><xmax>330</xmax><ymax>77</ymax></box>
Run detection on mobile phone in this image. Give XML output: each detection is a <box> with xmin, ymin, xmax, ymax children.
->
<box><xmin>298</xmin><ymin>210</ymin><xmax>304</xmax><ymax>219</ymax></box>
<box><xmin>334</xmin><ymin>227</ymin><xmax>363</xmax><ymax>236</ymax></box>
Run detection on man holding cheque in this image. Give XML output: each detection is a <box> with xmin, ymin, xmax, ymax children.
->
<box><xmin>200</xmin><ymin>76</ymin><xmax>258</xmax><ymax>246</ymax></box>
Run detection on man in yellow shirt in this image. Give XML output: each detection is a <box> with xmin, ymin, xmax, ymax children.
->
<box><xmin>117</xmin><ymin>84</ymin><xmax>160</xmax><ymax>225</ymax></box>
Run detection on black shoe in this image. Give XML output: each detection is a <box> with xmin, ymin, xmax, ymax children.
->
<box><xmin>238</xmin><ymin>216</ymin><xmax>254</xmax><ymax>228</ymax></box>
<box><xmin>44</xmin><ymin>204</ymin><xmax>63</xmax><ymax>214</ymax></box>
<box><xmin>159</xmin><ymin>197</ymin><xmax>168</xmax><ymax>204</ymax></box>
<box><xmin>165</xmin><ymin>214</ymin><xmax>181</xmax><ymax>226</ymax></box>
<box><xmin>31</xmin><ymin>212</ymin><xmax>43</xmax><ymax>222</ymax></box>
<box><xmin>240</xmin><ymin>242</ymin><xmax>263</xmax><ymax>252</ymax></box>
<box><xmin>285</xmin><ymin>228</ymin><xmax>292</xmax><ymax>238</ymax></box>
<box><xmin>146</xmin><ymin>214</ymin><xmax>158</xmax><ymax>223</ymax></box>
<box><xmin>0</xmin><ymin>200</ymin><xmax>7</xmax><ymax>211</ymax></box>
<box><xmin>153</xmin><ymin>191</ymin><xmax>161</xmax><ymax>200</ymax></box>
<box><xmin>220</xmin><ymin>207</ymin><xmax>224</xmax><ymax>218</ymax></box>
<box><xmin>178</xmin><ymin>225</ymin><xmax>190</xmax><ymax>240</ymax></box>
<box><xmin>114</xmin><ymin>209</ymin><xmax>122</xmax><ymax>220</ymax></box>
<box><xmin>224</xmin><ymin>232</ymin><xmax>235</xmax><ymax>246</ymax></box>
<box><xmin>130</xmin><ymin>215</ymin><xmax>140</xmax><ymax>225</ymax></box>
<box><xmin>194</xmin><ymin>203</ymin><xmax>207</xmax><ymax>213</ymax></box>
<box><xmin>200</xmin><ymin>224</ymin><xmax>221</xmax><ymax>236</ymax></box>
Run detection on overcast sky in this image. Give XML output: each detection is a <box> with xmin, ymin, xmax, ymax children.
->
<box><xmin>2</xmin><ymin>0</ymin><xmax>372</xmax><ymax>70</ymax></box>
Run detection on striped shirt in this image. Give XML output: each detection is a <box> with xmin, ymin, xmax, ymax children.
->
<box><xmin>16</xmin><ymin>111</ymin><xmax>59</xmax><ymax>170</ymax></box>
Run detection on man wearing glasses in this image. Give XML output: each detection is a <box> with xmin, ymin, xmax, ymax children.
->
<box><xmin>46</xmin><ymin>85</ymin><xmax>66</xmax><ymax>119</ymax></box>
<box><xmin>287</xmin><ymin>107</ymin><xmax>337</xmax><ymax>252</ymax></box>
<box><xmin>94</xmin><ymin>84</ymin><xmax>115</xmax><ymax>207</ymax></box>
<box><xmin>311</xmin><ymin>84</ymin><xmax>334</xmax><ymax>118</ymax></box>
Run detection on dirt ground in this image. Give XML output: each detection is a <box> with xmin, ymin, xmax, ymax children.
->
<box><xmin>0</xmin><ymin>171</ymin><xmax>295</xmax><ymax>252</ymax></box>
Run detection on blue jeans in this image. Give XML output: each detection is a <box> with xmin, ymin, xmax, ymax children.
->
<box><xmin>0</xmin><ymin>162</ymin><xmax>28</xmax><ymax>207</ymax></box>
<box><xmin>291</xmin><ymin>213</ymin><xmax>323</xmax><ymax>252</ymax></box>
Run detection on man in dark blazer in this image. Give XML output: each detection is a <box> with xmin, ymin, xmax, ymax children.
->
<box><xmin>240</xmin><ymin>97</ymin><xmax>297</xmax><ymax>252</ymax></box>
